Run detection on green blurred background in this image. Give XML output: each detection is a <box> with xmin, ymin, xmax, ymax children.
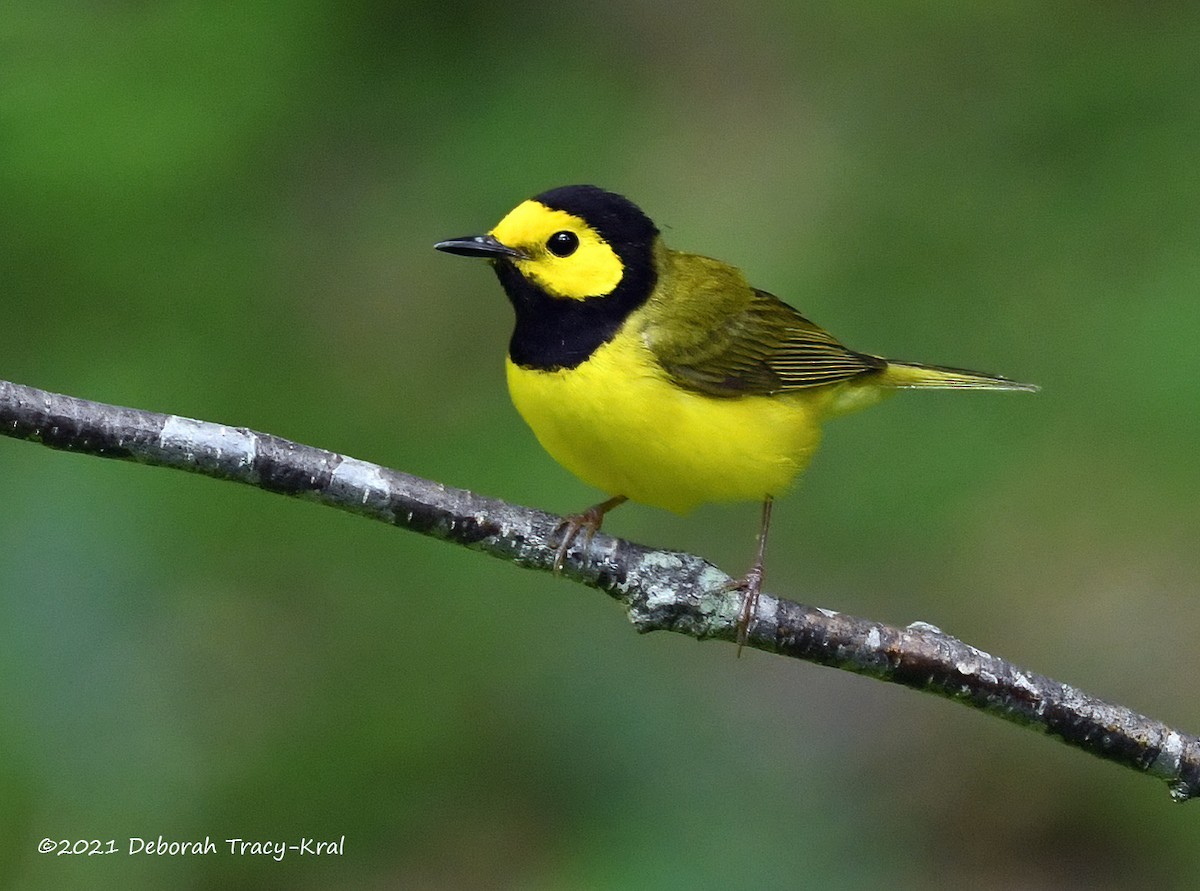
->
<box><xmin>3</xmin><ymin>2</ymin><xmax>1198</xmax><ymax>888</ymax></box>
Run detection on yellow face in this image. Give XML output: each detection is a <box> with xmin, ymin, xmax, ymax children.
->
<box><xmin>490</xmin><ymin>200</ymin><xmax>624</xmax><ymax>301</ymax></box>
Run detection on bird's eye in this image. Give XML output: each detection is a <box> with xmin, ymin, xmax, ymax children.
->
<box><xmin>546</xmin><ymin>230</ymin><xmax>579</xmax><ymax>258</ymax></box>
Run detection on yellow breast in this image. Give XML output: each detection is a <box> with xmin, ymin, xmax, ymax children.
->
<box><xmin>505</xmin><ymin>329</ymin><xmax>838</xmax><ymax>514</ymax></box>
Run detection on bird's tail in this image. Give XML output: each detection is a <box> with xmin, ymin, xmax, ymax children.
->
<box><xmin>881</xmin><ymin>360</ymin><xmax>1039</xmax><ymax>392</ymax></box>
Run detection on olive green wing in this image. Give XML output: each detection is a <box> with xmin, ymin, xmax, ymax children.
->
<box><xmin>650</xmin><ymin>287</ymin><xmax>884</xmax><ymax>397</ymax></box>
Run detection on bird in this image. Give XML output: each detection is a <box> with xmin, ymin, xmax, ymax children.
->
<box><xmin>435</xmin><ymin>185</ymin><xmax>1036</xmax><ymax>651</ymax></box>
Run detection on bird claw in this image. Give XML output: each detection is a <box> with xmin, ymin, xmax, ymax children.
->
<box><xmin>721</xmin><ymin>564</ymin><xmax>764</xmax><ymax>657</ymax></box>
<box><xmin>552</xmin><ymin>511</ymin><xmax>602</xmax><ymax>573</ymax></box>
<box><xmin>722</xmin><ymin>495</ymin><xmax>773</xmax><ymax>658</ymax></box>
<box><xmin>551</xmin><ymin>495</ymin><xmax>628</xmax><ymax>573</ymax></box>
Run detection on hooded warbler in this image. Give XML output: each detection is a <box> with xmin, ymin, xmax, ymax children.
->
<box><xmin>436</xmin><ymin>185</ymin><xmax>1036</xmax><ymax>649</ymax></box>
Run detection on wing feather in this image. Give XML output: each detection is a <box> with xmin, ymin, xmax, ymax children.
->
<box><xmin>645</xmin><ymin>272</ymin><xmax>883</xmax><ymax>397</ymax></box>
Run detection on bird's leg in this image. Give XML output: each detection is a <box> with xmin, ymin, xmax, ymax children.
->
<box><xmin>722</xmin><ymin>495</ymin><xmax>773</xmax><ymax>657</ymax></box>
<box><xmin>552</xmin><ymin>495</ymin><xmax>628</xmax><ymax>573</ymax></box>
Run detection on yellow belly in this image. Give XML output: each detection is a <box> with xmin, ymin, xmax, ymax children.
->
<box><xmin>505</xmin><ymin>332</ymin><xmax>852</xmax><ymax>514</ymax></box>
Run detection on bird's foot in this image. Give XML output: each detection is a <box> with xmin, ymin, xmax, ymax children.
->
<box><xmin>721</xmin><ymin>495</ymin><xmax>774</xmax><ymax>657</ymax></box>
<box><xmin>552</xmin><ymin>495</ymin><xmax>628</xmax><ymax>573</ymax></box>
<box><xmin>720</xmin><ymin>562</ymin><xmax>764</xmax><ymax>658</ymax></box>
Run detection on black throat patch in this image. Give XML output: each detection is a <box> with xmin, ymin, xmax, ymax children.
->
<box><xmin>498</xmin><ymin>256</ymin><xmax>657</xmax><ymax>371</ymax></box>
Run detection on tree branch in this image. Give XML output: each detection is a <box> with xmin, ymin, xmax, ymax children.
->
<box><xmin>3</xmin><ymin>378</ymin><xmax>1197</xmax><ymax>801</ymax></box>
